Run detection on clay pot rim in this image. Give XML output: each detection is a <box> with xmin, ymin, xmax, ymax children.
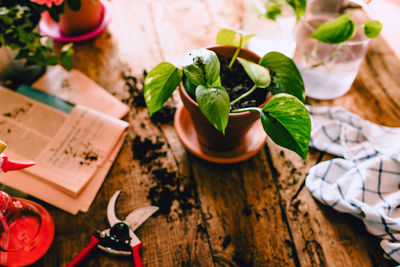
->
<box><xmin>180</xmin><ymin>45</ymin><xmax>270</xmax><ymax>118</ymax></box>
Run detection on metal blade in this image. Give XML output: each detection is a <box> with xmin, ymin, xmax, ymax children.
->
<box><xmin>125</xmin><ymin>205</ymin><xmax>159</xmax><ymax>231</ymax></box>
<box><xmin>107</xmin><ymin>190</ymin><xmax>122</xmax><ymax>227</ymax></box>
<box><xmin>129</xmin><ymin>230</ymin><xmax>141</xmax><ymax>246</ymax></box>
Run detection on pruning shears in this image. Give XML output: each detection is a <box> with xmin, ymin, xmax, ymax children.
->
<box><xmin>67</xmin><ymin>191</ymin><xmax>158</xmax><ymax>267</ymax></box>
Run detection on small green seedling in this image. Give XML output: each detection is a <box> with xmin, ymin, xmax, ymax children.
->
<box><xmin>144</xmin><ymin>29</ymin><xmax>311</xmax><ymax>159</ymax></box>
<box><xmin>216</xmin><ymin>28</ymin><xmax>255</xmax><ymax>69</ymax></box>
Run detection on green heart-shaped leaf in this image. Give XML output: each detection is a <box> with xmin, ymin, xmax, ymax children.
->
<box><xmin>144</xmin><ymin>62</ymin><xmax>182</xmax><ymax>115</ymax></box>
<box><xmin>237</xmin><ymin>57</ymin><xmax>271</xmax><ymax>88</ymax></box>
<box><xmin>196</xmin><ymin>85</ymin><xmax>230</xmax><ymax>134</ymax></box>
<box><xmin>216</xmin><ymin>28</ymin><xmax>255</xmax><ymax>47</ymax></box>
<box><xmin>183</xmin><ymin>49</ymin><xmax>220</xmax><ymax>87</ymax></box>
<box><xmin>310</xmin><ymin>14</ymin><xmax>355</xmax><ymax>44</ymax></box>
<box><xmin>60</xmin><ymin>43</ymin><xmax>74</xmax><ymax>70</ymax></box>
<box><xmin>285</xmin><ymin>0</ymin><xmax>306</xmax><ymax>20</ymax></box>
<box><xmin>265</xmin><ymin>2</ymin><xmax>283</xmax><ymax>20</ymax></box>
<box><xmin>260</xmin><ymin>94</ymin><xmax>310</xmax><ymax>159</ymax></box>
<box><xmin>259</xmin><ymin>52</ymin><xmax>305</xmax><ymax>102</ymax></box>
<box><xmin>364</xmin><ymin>20</ymin><xmax>382</xmax><ymax>38</ymax></box>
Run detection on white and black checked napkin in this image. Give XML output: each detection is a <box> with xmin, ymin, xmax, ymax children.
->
<box><xmin>305</xmin><ymin>105</ymin><xmax>400</xmax><ymax>263</ymax></box>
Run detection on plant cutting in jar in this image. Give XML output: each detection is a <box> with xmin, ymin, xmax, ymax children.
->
<box><xmin>144</xmin><ymin>29</ymin><xmax>311</xmax><ymax>160</ymax></box>
<box><xmin>303</xmin><ymin>14</ymin><xmax>382</xmax><ymax>68</ymax></box>
<box><xmin>253</xmin><ymin>0</ymin><xmax>306</xmax><ymax>21</ymax></box>
<box><xmin>0</xmin><ymin>0</ymin><xmax>73</xmax><ymax>69</ymax></box>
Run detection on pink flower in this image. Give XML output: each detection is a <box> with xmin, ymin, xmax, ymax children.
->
<box><xmin>30</xmin><ymin>0</ymin><xmax>64</xmax><ymax>8</ymax></box>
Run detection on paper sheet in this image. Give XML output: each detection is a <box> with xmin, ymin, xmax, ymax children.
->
<box><xmin>0</xmin><ymin>87</ymin><xmax>129</xmax><ymax>196</ymax></box>
<box><xmin>0</xmin><ymin>132</ymin><xmax>127</xmax><ymax>214</ymax></box>
<box><xmin>33</xmin><ymin>66</ymin><xmax>130</xmax><ymax>119</ymax></box>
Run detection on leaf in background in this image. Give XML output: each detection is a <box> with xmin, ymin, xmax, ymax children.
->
<box><xmin>144</xmin><ymin>62</ymin><xmax>183</xmax><ymax>115</ymax></box>
<box><xmin>48</xmin><ymin>4</ymin><xmax>64</xmax><ymax>22</ymax></box>
<box><xmin>46</xmin><ymin>55</ymin><xmax>59</xmax><ymax>65</ymax></box>
<box><xmin>364</xmin><ymin>20</ymin><xmax>382</xmax><ymax>38</ymax></box>
<box><xmin>310</xmin><ymin>14</ymin><xmax>355</xmax><ymax>44</ymax></box>
<box><xmin>216</xmin><ymin>28</ymin><xmax>254</xmax><ymax>47</ymax></box>
<box><xmin>66</xmin><ymin>0</ymin><xmax>82</xmax><ymax>11</ymax></box>
<box><xmin>237</xmin><ymin>57</ymin><xmax>270</xmax><ymax>88</ymax></box>
<box><xmin>285</xmin><ymin>0</ymin><xmax>306</xmax><ymax>20</ymax></box>
<box><xmin>265</xmin><ymin>2</ymin><xmax>283</xmax><ymax>20</ymax></box>
<box><xmin>183</xmin><ymin>48</ymin><xmax>220</xmax><ymax>87</ymax></box>
<box><xmin>195</xmin><ymin>85</ymin><xmax>230</xmax><ymax>134</ymax></box>
<box><xmin>259</xmin><ymin>52</ymin><xmax>305</xmax><ymax>102</ymax></box>
<box><xmin>260</xmin><ymin>94</ymin><xmax>310</xmax><ymax>159</ymax></box>
<box><xmin>61</xmin><ymin>43</ymin><xmax>74</xmax><ymax>70</ymax></box>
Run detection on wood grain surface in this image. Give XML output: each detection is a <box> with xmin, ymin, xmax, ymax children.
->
<box><xmin>26</xmin><ymin>0</ymin><xmax>399</xmax><ymax>266</ymax></box>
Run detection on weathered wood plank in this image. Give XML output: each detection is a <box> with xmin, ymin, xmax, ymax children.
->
<box><xmin>26</xmin><ymin>0</ymin><xmax>400</xmax><ymax>266</ymax></box>
<box><xmin>35</xmin><ymin>0</ymin><xmax>216</xmax><ymax>266</ymax></box>
<box><xmin>147</xmin><ymin>0</ymin><xmax>299</xmax><ymax>265</ymax></box>
<box><xmin>190</xmin><ymin>152</ymin><xmax>298</xmax><ymax>266</ymax></box>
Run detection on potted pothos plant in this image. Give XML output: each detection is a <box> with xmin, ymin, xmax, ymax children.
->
<box><xmin>0</xmin><ymin>0</ymin><xmax>73</xmax><ymax>80</ymax></box>
<box><xmin>144</xmin><ymin>29</ymin><xmax>311</xmax><ymax>159</ymax></box>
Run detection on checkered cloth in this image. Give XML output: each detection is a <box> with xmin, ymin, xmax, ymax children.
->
<box><xmin>305</xmin><ymin>105</ymin><xmax>400</xmax><ymax>263</ymax></box>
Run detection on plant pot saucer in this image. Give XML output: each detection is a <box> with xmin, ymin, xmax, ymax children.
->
<box><xmin>174</xmin><ymin>106</ymin><xmax>267</xmax><ymax>164</ymax></box>
<box><xmin>39</xmin><ymin>0</ymin><xmax>111</xmax><ymax>42</ymax></box>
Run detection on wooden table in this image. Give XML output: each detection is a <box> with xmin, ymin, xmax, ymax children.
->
<box><xmin>32</xmin><ymin>0</ymin><xmax>400</xmax><ymax>266</ymax></box>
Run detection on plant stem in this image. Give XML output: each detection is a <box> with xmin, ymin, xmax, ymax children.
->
<box><xmin>231</xmin><ymin>107</ymin><xmax>262</xmax><ymax>113</ymax></box>
<box><xmin>309</xmin><ymin>43</ymin><xmax>344</xmax><ymax>69</ymax></box>
<box><xmin>230</xmin><ymin>84</ymin><xmax>257</xmax><ymax>106</ymax></box>
<box><xmin>228</xmin><ymin>34</ymin><xmax>242</xmax><ymax>69</ymax></box>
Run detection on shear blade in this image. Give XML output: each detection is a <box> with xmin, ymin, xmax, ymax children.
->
<box><xmin>107</xmin><ymin>190</ymin><xmax>122</xmax><ymax>226</ymax></box>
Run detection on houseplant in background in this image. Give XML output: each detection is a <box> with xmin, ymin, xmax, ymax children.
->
<box><xmin>242</xmin><ymin>0</ymin><xmax>307</xmax><ymax>57</ymax></box>
<box><xmin>38</xmin><ymin>0</ymin><xmax>111</xmax><ymax>41</ymax></box>
<box><xmin>144</xmin><ymin>29</ymin><xmax>311</xmax><ymax>163</ymax></box>
<box><xmin>293</xmin><ymin>3</ymin><xmax>382</xmax><ymax>99</ymax></box>
<box><xmin>0</xmin><ymin>0</ymin><xmax>73</xmax><ymax>81</ymax></box>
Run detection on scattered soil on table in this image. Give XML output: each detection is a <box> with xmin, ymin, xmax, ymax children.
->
<box><xmin>222</xmin><ymin>235</ymin><xmax>232</xmax><ymax>250</ymax></box>
<box><xmin>186</xmin><ymin>56</ymin><xmax>269</xmax><ymax>110</ymax></box>
<box><xmin>122</xmin><ymin>71</ymin><xmax>176</xmax><ymax>124</ymax></box>
<box><xmin>150</xmin><ymin>106</ymin><xmax>176</xmax><ymax>124</ymax></box>
<box><xmin>122</xmin><ymin>71</ymin><xmax>147</xmax><ymax>108</ymax></box>
<box><xmin>147</xmin><ymin>168</ymin><xmax>197</xmax><ymax>217</ymax></box>
<box><xmin>131</xmin><ymin>136</ymin><xmax>166</xmax><ymax>165</ymax></box>
<box><xmin>242</xmin><ymin>205</ymin><xmax>252</xmax><ymax>217</ymax></box>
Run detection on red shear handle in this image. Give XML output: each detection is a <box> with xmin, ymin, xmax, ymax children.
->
<box><xmin>132</xmin><ymin>242</ymin><xmax>143</xmax><ymax>267</ymax></box>
<box><xmin>66</xmin><ymin>235</ymin><xmax>99</xmax><ymax>267</ymax></box>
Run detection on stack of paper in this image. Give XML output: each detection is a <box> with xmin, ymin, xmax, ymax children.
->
<box><xmin>0</xmin><ymin>66</ymin><xmax>130</xmax><ymax>214</ymax></box>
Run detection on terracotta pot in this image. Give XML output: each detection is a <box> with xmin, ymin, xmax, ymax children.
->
<box><xmin>179</xmin><ymin>45</ymin><xmax>269</xmax><ymax>151</ymax></box>
<box><xmin>59</xmin><ymin>0</ymin><xmax>103</xmax><ymax>36</ymax></box>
